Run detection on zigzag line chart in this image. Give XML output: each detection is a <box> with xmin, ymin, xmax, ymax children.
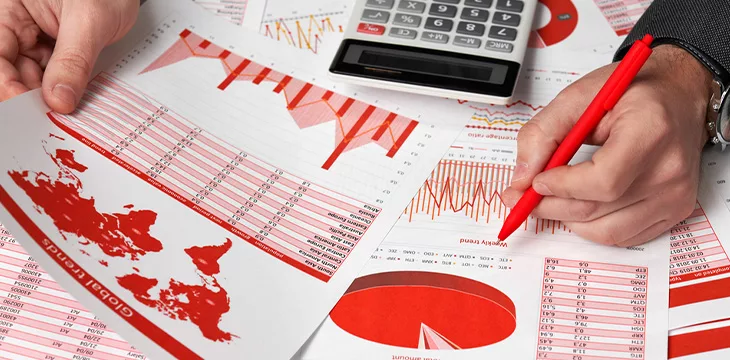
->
<box><xmin>468</xmin><ymin>100</ymin><xmax>545</xmax><ymax>130</ymax></box>
<box><xmin>262</xmin><ymin>14</ymin><xmax>345</xmax><ymax>54</ymax></box>
<box><xmin>405</xmin><ymin>160</ymin><xmax>570</xmax><ymax>235</ymax></box>
<box><xmin>140</xmin><ymin>30</ymin><xmax>418</xmax><ymax>170</ymax></box>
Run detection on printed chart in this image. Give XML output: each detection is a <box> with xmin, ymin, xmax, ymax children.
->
<box><xmin>53</xmin><ymin>71</ymin><xmax>378</xmax><ymax>282</ymax></box>
<box><xmin>141</xmin><ymin>30</ymin><xmax>418</xmax><ymax>171</ymax></box>
<box><xmin>537</xmin><ymin>258</ymin><xmax>648</xmax><ymax>360</ymax></box>
<box><xmin>260</xmin><ymin>0</ymin><xmax>349</xmax><ymax>54</ymax></box>
<box><xmin>193</xmin><ymin>0</ymin><xmax>249</xmax><ymax>26</ymax></box>
<box><xmin>0</xmin><ymin>223</ymin><xmax>147</xmax><ymax>359</ymax></box>
<box><xmin>665</xmin><ymin>150</ymin><xmax>730</xmax><ymax>330</ymax></box>
<box><xmin>331</xmin><ymin>271</ymin><xmax>516</xmax><ymax>350</ymax></box>
<box><xmin>0</xmin><ymin>1</ymin><xmax>467</xmax><ymax>358</ymax></box>
<box><xmin>300</xmin><ymin>124</ymin><xmax>669</xmax><ymax>360</ymax></box>
<box><xmin>402</xmin><ymin>143</ymin><xmax>577</xmax><ymax>238</ymax></box>
<box><xmin>529</xmin><ymin>0</ymin><xmax>579</xmax><ymax>48</ymax></box>
<box><xmin>593</xmin><ymin>0</ymin><xmax>652</xmax><ymax>36</ymax></box>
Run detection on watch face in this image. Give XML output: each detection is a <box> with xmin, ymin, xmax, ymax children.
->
<box><xmin>720</xmin><ymin>89</ymin><xmax>730</xmax><ymax>143</ymax></box>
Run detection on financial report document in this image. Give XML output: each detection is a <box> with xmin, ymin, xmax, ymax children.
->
<box><xmin>0</xmin><ymin>0</ymin><xmax>472</xmax><ymax>359</ymax></box>
<box><xmin>299</xmin><ymin>124</ymin><xmax>671</xmax><ymax>360</ymax></box>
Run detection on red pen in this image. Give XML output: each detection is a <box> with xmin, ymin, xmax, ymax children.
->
<box><xmin>498</xmin><ymin>34</ymin><xmax>655</xmax><ymax>241</ymax></box>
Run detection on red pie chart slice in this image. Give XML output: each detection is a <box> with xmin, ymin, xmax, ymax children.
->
<box><xmin>330</xmin><ymin>271</ymin><xmax>517</xmax><ymax>350</ymax></box>
<box><xmin>529</xmin><ymin>0</ymin><xmax>579</xmax><ymax>48</ymax></box>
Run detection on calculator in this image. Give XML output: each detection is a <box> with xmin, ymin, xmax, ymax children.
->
<box><xmin>329</xmin><ymin>0</ymin><xmax>537</xmax><ymax>104</ymax></box>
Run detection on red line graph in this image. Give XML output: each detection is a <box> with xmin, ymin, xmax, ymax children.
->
<box><xmin>405</xmin><ymin>160</ymin><xmax>570</xmax><ymax>235</ymax></box>
<box><xmin>263</xmin><ymin>14</ymin><xmax>344</xmax><ymax>54</ymax></box>
<box><xmin>140</xmin><ymin>30</ymin><xmax>418</xmax><ymax>170</ymax></box>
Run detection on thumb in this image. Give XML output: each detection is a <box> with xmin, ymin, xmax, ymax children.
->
<box><xmin>42</xmin><ymin>4</ymin><xmax>117</xmax><ymax>114</ymax></box>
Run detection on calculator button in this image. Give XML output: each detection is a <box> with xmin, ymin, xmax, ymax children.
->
<box><xmin>421</xmin><ymin>31</ymin><xmax>449</xmax><ymax>43</ymax></box>
<box><xmin>365</xmin><ymin>0</ymin><xmax>395</xmax><ymax>9</ymax></box>
<box><xmin>461</xmin><ymin>8</ymin><xmax>489</xmax><ymax>22</ymax></box>
<box><xmin>429</xmin><ymin>3</ymin><xmax>458</xmax><ymax>17</ymax></box>
<box><xmin>433</xmin><ymin>0</ymin><xmax>460</xmax><ymax>3</ymax></box>
<box><xmin>361</xmin><ymin>9</ymin><xmax>390</xmax><ymax>23</ymax></box>
<box><xmin>393</xmin><ymin>13</ymin><xmax>422</xmax><ymax>27</ymax></box>
<box><xmin>486</xmin><ymin>40</ymin><xmax>514</xmax><ymax>52</ymax></box>
<box><xmin>489</xmin><ymin>25</ymin><xmax>517</xmax><ymax>40</ymax></box>
<box><xmin>424</xmin><ymin>17</ymin><xmax>454</xmax><ymax>31</ymax></box>
<box><xmin>389</xmin><ymin>27</ymin><xmax>418</xmax><ymax>39</ymax></box>
<box><xmin>493</xmin><ymin>12</ymin><xmax>520</xmax><ymax>26</ymax></box>
<box><xmin>398</xmin><ymin>0</ymin><xmax>426</xmax><ymax>13</ymax></box>
<box><xmin>496</xmin><ymin>0</ymin><xmax>524</xmax><ymax>13</ymax></box>
<box><xmin>465</xmin><ymin>0</ymin><xmax>492</xmax><ymax>8</ymax></box>
<box><xmin>357</xmin><ymin>23</ymin><xmax>386</xmax><ymax>35</ymax></box>
<box><xmin>457</xmin><ymin>22</ymin><xmax>486</xmax><ymax>36</ymax></box>
<box><xmin>453</xmin><ymin>36</ymin><xmax>481</xmax><ymax>48</ymax></box>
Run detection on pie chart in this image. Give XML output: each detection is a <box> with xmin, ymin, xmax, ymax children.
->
<box><xmin>529</xmin><ymin>0</ymin><xmax>579</xmax><ymax>48</ymax></box>
<box><xmin>330</xmin><ymin>271</ymin><xmax>516</xmax><ymax>350</ymax></box>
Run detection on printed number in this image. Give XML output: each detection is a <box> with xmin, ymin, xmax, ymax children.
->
<box><xmin>438</xmin><ymin>5</ymin><xmax>447</xmax><ymax>12</ymax></box>
<box><xmin>434</xmin><ymin>19</ymin><xmax>444</xmax><ymax>26</ymax></box>
<box><xmin>466</xmin><ymin>24</ymin><xmax>476</xmax><ymax>31</ymax></box>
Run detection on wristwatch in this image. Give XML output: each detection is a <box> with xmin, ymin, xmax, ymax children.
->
<box><xmin>707</xmin><ymin>79</ymin><xmax>730</xmax><ymax>149</ymax></box>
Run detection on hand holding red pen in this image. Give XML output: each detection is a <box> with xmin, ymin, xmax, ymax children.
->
<box><xmin>501</xmin><ymin>40</ymin><xmax>714</xmax><ymax>247</ymax></box>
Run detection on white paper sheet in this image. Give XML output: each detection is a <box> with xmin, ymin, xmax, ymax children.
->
<box><xmin>0</xmin><ymin>1</ymin><xmax>472</xmax><ymax>359</ymax></box>
<box><xmin>664</xmin><ymin>148</ymin><xmax>730</xmax><ymax>330</ymax></box>
<box><xmin>299</xmin><ymin>127</ymin><xmax>670</xmax><ymax>360</ymax></box>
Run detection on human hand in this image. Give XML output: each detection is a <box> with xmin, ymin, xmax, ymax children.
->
<box><xmin>0</xmin><ymin>0</ymin><xmax>138</xmax><ymax>113</ymax></box>
<box><xmin>502</xmin><ymin>45</ymin><xmax>713</xmax><ymax>247</ymax></box>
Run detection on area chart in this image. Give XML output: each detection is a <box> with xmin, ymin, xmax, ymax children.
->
<box><xmin>141</xmin><ymin>30</ymin><xmax>419</xmax><ymax>170</ymax></box>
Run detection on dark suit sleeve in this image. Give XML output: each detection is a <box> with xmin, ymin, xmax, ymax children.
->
<box><xmin>614</xmin><ymin>0</ymin><xmax>730</xmax><ymax>83</ymax></box>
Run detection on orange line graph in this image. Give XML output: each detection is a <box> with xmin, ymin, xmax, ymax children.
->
<box><xmin>405</xmin><ymin>160</ymin><xmax>570</xmax><ymax>235</ymax></box>
<box><xmin>263</xmin><ymin>14</ymin><xmax>344</xmax><ymax>54</ymax></box>
<box><xmin>140</xmin><ymin>30</ymin><xmax>417</xmax><ymax>169</ymax></box>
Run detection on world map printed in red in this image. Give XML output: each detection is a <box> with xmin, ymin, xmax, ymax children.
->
<box><xmin>117</xmin><ymin>238</ymin><xmax>235</xmax><ymax>342</ymax></box>
<box><xmin>7</xmin><ymin>141</ymin><xmax>164</xmax><ymax>260</ymax></box>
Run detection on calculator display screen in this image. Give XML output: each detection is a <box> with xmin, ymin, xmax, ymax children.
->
<box><xmin>331</xmin><ymin>40</ymin><xmax>520</xmax><ymax>98</ymax></box>
<box><xmin>346</xmin><ymin>46</ymin><xmax>509</xmax><ymax>85</ymax></box>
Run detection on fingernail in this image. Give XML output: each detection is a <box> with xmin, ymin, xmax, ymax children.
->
<box><xmin>533</xmin><ymin>182</ymin><xmax>553</xmax><ymax>196</ymax></box>
<box><xmin>52</xmin><ymin>84</ymin><xmax>78</xmax><ymax>106</ymax></box>
<box><xmin>512</xmin><ymin>163</ymin><xmax>528</xmax><ymax>182</ymax></box>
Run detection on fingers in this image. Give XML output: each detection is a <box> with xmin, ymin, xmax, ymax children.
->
<box><xmin>564</xmin><ymin>199</ymin><xmax>657</xmax><ymax>246</ymax></box>
<box><xmin>510</xmin><ymin>84</ymin><xmax>602</xmax><ymax>191</ymax></box>
<box><xmin>615</xmin><ymin>220</ymin><xmax>671</xmax><ymax>248</ymax></box>
<box><xmin>15</xmin><ymin>55</ymin><xmax>43</xmax><ymax>89</ymax></box>
<box><xmin>21</xmin><ymin>43</ymin><xmax>53</xmax><ymax>69</ymax></box>
<box><xmin>0</xmin><ymin>25</ymin><xmax>28</xmax><ymax>101</ymax></box>
<box><xmin>531</xmin><ymin>114</ymin><xmax>662</xmax><ymax>201</ymax></box>
<box><xmin>564</xmin><ymin>186</ymin><xmax>694</xmax><ymax>246</ymax></box>
<box><xmin>41</xmin><ymin>4</ymin><xmax>111</xmax><ymax>113</ymax></box>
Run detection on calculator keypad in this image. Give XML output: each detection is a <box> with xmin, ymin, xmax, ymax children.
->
<box><xmin>360</xmin><ymin>0</ymin><xmax>524</xmax><ymax>53</ymax></box>
<box><xmin>398</xmin><ymin>0</ymin><xmax>426</xmax><ymax>13</ymax></box>
<box><xmin>456</xmin><ymin>22</ymin><xmax>485</xmax><ymax>36</ymax></box>
<box><xmin>361</xmin><ymin>9</ymin><xmax>390</xmax><ymax>23</ymax></box>
<box><xmin>461</xmin><ymin>8</ymin><xmax>489</xmax><ymax>22</ymax></box>
<box><xmin>465</xmin><ymin>0</ymin><xmax>491</xmax><ymax>8</ymax></box>
<box><xmin>366</xmin><ymin>0</ymin><xmax>395</xmax><ymax>9</ymax></box>
<box><xmin>424</xmin><ymin>17</ymin><xmax>454</xmax><ymax>31</ymax></box>
<box><xmin>390</xmin><ymin>27</ymin><xmax>419</xmax><ymax>39</ymax></box>
<box><xmin>394</xmin><ymin>13</ymin><xmax>423</xmax><ymax>27</ymax></box>
<box><xmin>496</xmin><ymin>0</ymin><xmax>523</xmax><ymax>12</ymax></box>
<box><xmin>429</xmin><ymin>3</ymin><xmax>458</xmax><ymax>17</ymax></box>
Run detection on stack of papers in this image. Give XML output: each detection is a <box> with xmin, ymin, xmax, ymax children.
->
<box><xmin>0</xmin><ymin>0</ymin><xmax>729</xmax><ymax>359</ymax></box>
